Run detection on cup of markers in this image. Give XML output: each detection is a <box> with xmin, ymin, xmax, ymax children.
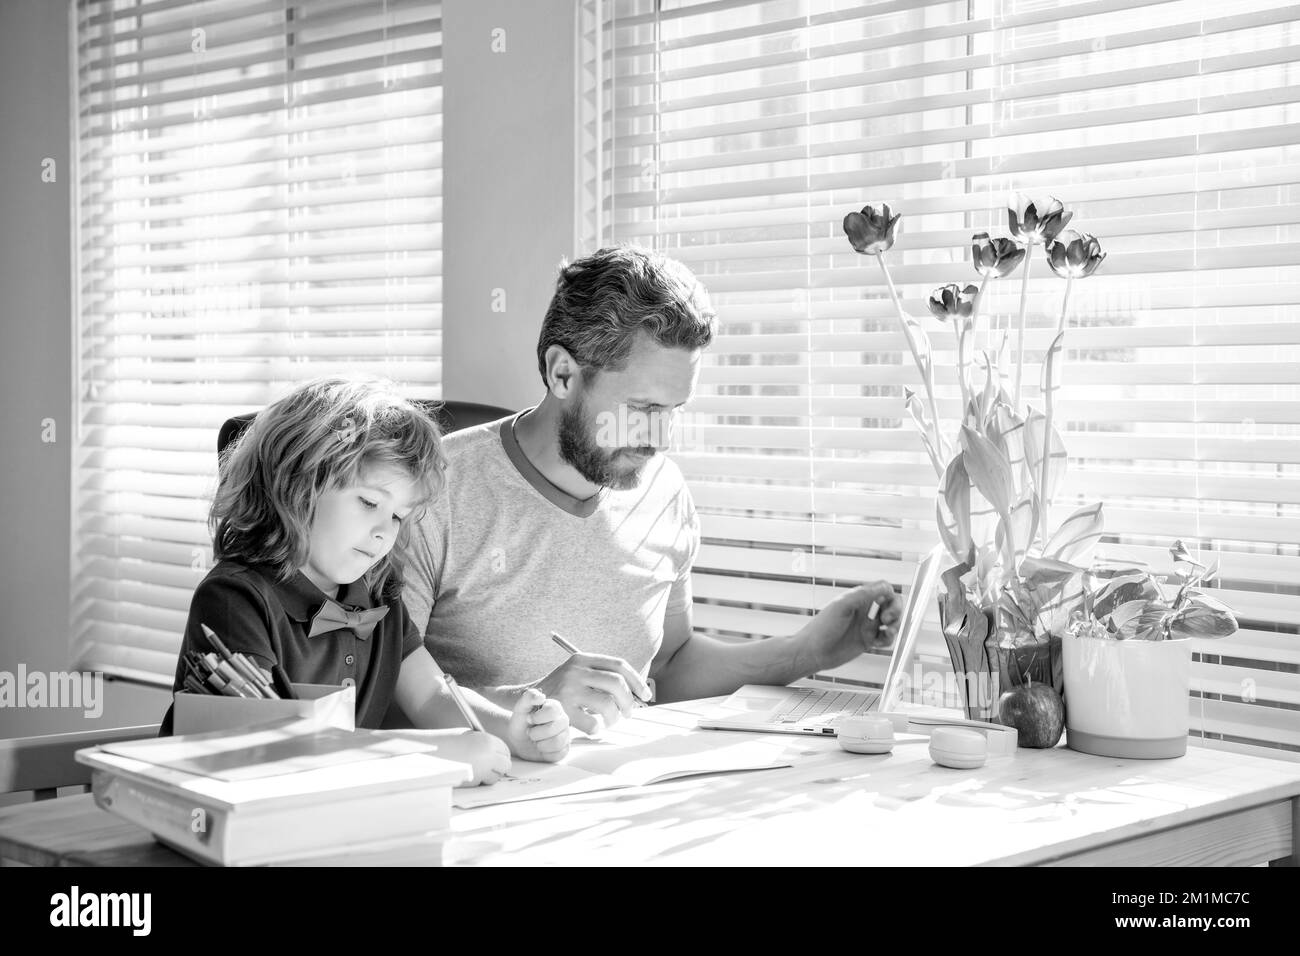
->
<box><xmin>180</xmin><ymin>624</ymin><xmax>294</xmax><ymax>700</ymax></box>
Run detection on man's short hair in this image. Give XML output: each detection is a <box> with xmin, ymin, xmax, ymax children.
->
<box><xmin>536</xmin><ymin>245</ymin><xmax>716</xmax><ymax>385</ymax></box>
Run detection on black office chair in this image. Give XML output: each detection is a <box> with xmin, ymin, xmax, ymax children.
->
<box><xmin>217</xmin><ymin>399</ymin><xmax>514</xmax><ymax>457</ymax></box>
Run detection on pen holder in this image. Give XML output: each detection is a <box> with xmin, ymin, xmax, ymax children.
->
<box><xmin>173</xmin><ymin>683</ymin><xmax>355</xmax><ymax>735</ymax></box>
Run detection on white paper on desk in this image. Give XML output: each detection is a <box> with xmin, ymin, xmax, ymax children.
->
<box><xmin>454</xmin><ymin>728</ymin><xmax>793</xmax><ymax>810</ymax></box>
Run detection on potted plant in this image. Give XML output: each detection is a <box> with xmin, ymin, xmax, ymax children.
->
<box><xmin>1063</xmin><ymin>542</ymin><xmax>1239</xmax><ymax>758</ymax></box>
<box><xmin>843</xmin><ymin>198</ymin><xmax>1109</xmax><ymax>736</ymax></box>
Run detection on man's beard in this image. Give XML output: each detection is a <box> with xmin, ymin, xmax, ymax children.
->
<box><xmin>558</xmin><ymin>394</ymin><xmax>654</xmax><ymax>491</ymax></box>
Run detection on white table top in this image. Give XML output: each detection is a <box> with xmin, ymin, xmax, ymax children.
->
<box><xmin>443</xmin><ymin>698</ymin><xmax>1300</xmax><ymax>867</ymax></box>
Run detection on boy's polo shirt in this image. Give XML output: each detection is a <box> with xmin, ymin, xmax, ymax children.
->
<box><xmin>159</xmin><ymin>560</ymin><xmax>422</xmax><ymax>734</ymax></box>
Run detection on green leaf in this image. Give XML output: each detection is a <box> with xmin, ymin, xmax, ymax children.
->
<box><xmin>995</xmin><ymin>333</ymin><xmax>1012</xmax><ymax>394</ymax></box>
<box><xmin>1169</xmin><ymin>538</ymin><xmax>1206</xmax><ymax>591</ymax></box>
<box><xmin>958</xmin><ymin>425</ymin><xmax>1013</xmax><ymax>518</ymax></box>
<box><xmin>904</xmin><ymin>388</ymin><xmax>944</xmax><ymax>478</ymax></box>
<box><xmin>1019</xmin><ymin>554</ymin><xmax>1082</xmax><ymax>590</ymax></box>
<box><xmin>975</xmin><ymin>544</ymin><xmax>1002</xmax><ymax>606</ymax></box>
<box><xmin>936</xmin><ymin>501</ymin><xmax>964</xmax><ymax>564</ymax></box>
<box><xmin>996</xmin><ymin>495</ymin><xmax>1039</xmax><ymax>569</ymax></box>
<box><xmin>898</xmin><ymin>311</ymin><xmax>946</xmax><ymax>463</ymax></box>
<box><xmin>1167</xmin><ymin>594</ymin><xmax>1239</xmax><ymax>640</ymax></box>
<box><xmin>1091</xmin><ymin>570</ymin><xmax>1165</xmax><ymax>622</ymax></box>
<box><xmin>1023</xmin><ymin>571</ymin><xmax>1085</xmax><ymax>643</ymax></box>
<box><xmin>991</xmin><ymin>403</ymin><xmax>1029</xmax><ymax>496</ymax></box>
<box><xmin>1044</xmin><ymin>501</ymin><xmax>1105</xmax><ymax>565</ymax></box>
<box><xmin>939</xmin><ymin>558</ymin><xmax>976</xmax><ymax>636</ymax></box>
<box><xmin>1040</xmin><ymin>586</ymin><xmax>1085</xmax><ymax>641</ymax></box>
<box><xmin>1040</xmin><ymin>330</ymin><xmax>1065</xmax><ymax>409</ymax></box>
<box><xmin>1169</xmin><ymin>539</ymin><xmax>1197</xmax><ymax>566</ymax></box>
<box><xmin>1109</xmin><ymin>598</ymin><xmax>1156</xmax><ymax>638</ymax></box>
<box><xmin>1017</xmin><ymin>554</ymin><xmax>1085</xmax><ymax>639</ymax></box>
<box><xmin>978</xmin><ymin>352</ymin><xmax>999</xmax><ymax>426</ymax></box>
<box><xmin>1023</xmin><ymin>405</ymin><xmax>1067</xmax><ymax>505</ymax></box>
<box><xmin>958</xmin><ymin>425</ymin><xmax>1017</xmax><ymax>572</ymax></box>
<box><xmin>937</xmin><ymin>454</ymin><xmax>973</xmax><ymax>560</ymax></box>
<box><xmin>901</xmin><ymin>313</ymin><xmax>934</xmax><ymax>381</ymax></box>
<box><xmin>1134</xmin><ymin>605</ymin><xmax>1171</xmax><ymax>641</ymax></box>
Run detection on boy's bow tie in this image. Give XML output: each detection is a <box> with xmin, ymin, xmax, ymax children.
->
<box><xmin>307</xmin><ymin>599</ymin><xmax>389</xmax><ymax>640</ymax></box>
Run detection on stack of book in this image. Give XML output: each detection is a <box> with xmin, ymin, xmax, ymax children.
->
<box><xmin>75</xmin><ymin>718</ymin><xmax>471</xmax><ymax>866</ymax></box>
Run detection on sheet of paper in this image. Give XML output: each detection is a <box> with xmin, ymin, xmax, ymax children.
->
<box><xmin>568</xmin><ymin>734</ymin><xmax>791</xmax><ymax>783</ymax></box>
<box><xmin>453</xmin><ymin>710</ymin><xmax>795</xmax><ymax>809</ymax></box>
<box><xmin>452</xmin><ymin>762</ymin><xmax>613</xmax><ymax>809</ymax></box>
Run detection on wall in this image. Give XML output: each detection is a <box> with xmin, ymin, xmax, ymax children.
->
<box><xmin>0</xmin><ymin>0</ymin><xmax>582</xmax><ymax>741</ymax></box>
<box><xmin>0</xmin><ymin>1</ymin><xmax>189</xmax><ymax>740</ymax></box>
<box><xmin>441</xmin><ymin>0</ymin><xmax>579</xmax><ymax>413</ymax></box>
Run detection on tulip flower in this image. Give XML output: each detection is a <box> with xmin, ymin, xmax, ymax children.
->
<box><xmin>1008</xmin><ymin>196</ymin><xmax>1073</xmax><ymax>246</ymax></box>
<box><xmin>928</xmin><ymin>283</ymin><xmax>979</xmax><ymax>321</ymax></box>
<box><xmin>1046</xmin><ymin>230</ymin><xmax>1106</xmax><ymax>280</ymax></box>
<box><xmin>843</xmin><ymin>203</ymin><xmax>901</xmax><ymax>255</ymax></box>
<box><xmin>1008</xmin><ymin>196</ymin><xmax>1074</xmax><ymax>408</ymax></box>
<box><xmin>967</xmin><ymin>233</ymin><xmax>1024</xmax><ymax>372</ymax></box>
<box><xmin>844</xmin><ymin>202</ymin><xmax>945</xmax><ymax>469</ymax></box>
<box><xmin>1046</xmin><ymin>231</ymin><xmax>1105</xmax><ymax>337</ymax></box>
<box><xmin>971</xmin><ymin>233</ymin><xmax>1025</xmax><ymax>278</ymax></box>
<box><xmin>929</xmin><ymin>284</ymin><xmax>980</xmax><ymax>410</ymax></box>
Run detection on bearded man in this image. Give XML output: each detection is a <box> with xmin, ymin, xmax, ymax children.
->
<box><xmin>403</xmin><ymin>246</ymin><xmax>901</xmax><ymax>733</ymax></box>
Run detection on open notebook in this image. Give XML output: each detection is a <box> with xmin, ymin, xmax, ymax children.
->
<box><xmin>453</xmin><ymin>706</ymin><xmax>795</xmax><ymax>809</ymax></box>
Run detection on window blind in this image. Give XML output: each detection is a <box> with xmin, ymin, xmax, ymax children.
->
<box><xmin>72</xmin><ymin>0</ymin><xmax>443</xmax><ymax>685</ymax></box>
<box><xmin>584</xmin><ymin>0</ymin><xmax>1300</xmax><ymax>758</ymax></box>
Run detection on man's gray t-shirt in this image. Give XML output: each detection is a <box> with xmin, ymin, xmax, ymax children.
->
<box><xmin>403</xmin><ymin>412</ymin><xmax>700</xmax><ymax>688</ymax></box>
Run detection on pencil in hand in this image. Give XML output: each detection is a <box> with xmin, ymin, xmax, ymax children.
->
<box><xmin>442</xmin><ymin>674</ymin><xmax>485</xmax><ymax>732</ymax></box>
<box><xmin>550</xmin><ymin>630</ymin><xmax>653</xmax><ymax>705</ymax></box>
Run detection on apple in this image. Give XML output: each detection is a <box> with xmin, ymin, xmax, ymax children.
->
<box><xmin>995</xmin><ymin>679</ymin><xmax>1065</xmax><ymax>749</ymax></box>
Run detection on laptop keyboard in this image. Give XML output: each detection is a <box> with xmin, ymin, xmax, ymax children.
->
<box><xmin>769</xmin><ymin>687</ymin><xmax>880</xmax><ymax>725</ymax></box>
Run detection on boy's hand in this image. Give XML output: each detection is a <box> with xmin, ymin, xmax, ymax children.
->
<box><xmin>506</xmin><ymin>688</ymin><xmax>571</xmax><ymax>763</ymax></box>
<box><xmin>434</xmin><ymin>729</ymin><xmax>510</xmax><ymax>787</ymax></box>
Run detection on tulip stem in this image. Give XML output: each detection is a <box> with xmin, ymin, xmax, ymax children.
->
<box><xmin>965</xmin><ymin>274</ymin><xmax>991</xmax><ymax>411</ymax></box>
<box><xmin>1055</xmin><ymin>275</ymin><xmax>1074</xmax><ymax>338</ymax></box>
<box><xmin>1038</xmin><ymin>274</ymin><xmax>1074</xmax><ymax>549</ymax></box>
<box><xmin>956</xmin><ymin>321</ymin><xmax>971</xmax><ymax>420</ymax></box>
<box><xmin>878</xmin><ymin>254</ymin><xmax>945</xmax><ymax>460</ymax></box>
<box><xmin>1012</xmin><ymin>247</ymin><xmax>1033</xmax><ymax>411</ymax></box>
<box><xmin>976</xmin><ymin>275</ymin><xmax>994</xmax><ymax>356</ymax></box>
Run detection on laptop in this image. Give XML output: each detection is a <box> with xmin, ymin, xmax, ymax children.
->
<box><xmin>697</xmin><ymin>545</ymin><xmax>945</xmax><ymax>737</ymax></box>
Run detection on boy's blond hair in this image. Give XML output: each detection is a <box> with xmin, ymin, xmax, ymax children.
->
<box><xmin>211</xmin><ymin>377</ymin><xmax>446</xmax><ymax>592</ymax></box>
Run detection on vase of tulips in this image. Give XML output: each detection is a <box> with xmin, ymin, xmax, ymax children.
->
<box><xmin>844</xmin><ymin>197</ymin><xmax>1108</xmax><ymax>725</ymax></box>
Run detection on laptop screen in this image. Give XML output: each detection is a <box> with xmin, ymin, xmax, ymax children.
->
<box><xmin>877</xmin><ymin>544</ymin><xmax>946</xmax><ymax>712</ymax></box>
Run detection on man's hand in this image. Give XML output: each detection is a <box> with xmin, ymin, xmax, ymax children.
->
<box><xmin>532</xmin><ymin>652</ymin><xmax>651</xmax><ymax>735</ymax></box>
<box><xmin>795</xmin><ymin>581</ymin><xmax>902</xmax><ymax>673</ymax></box>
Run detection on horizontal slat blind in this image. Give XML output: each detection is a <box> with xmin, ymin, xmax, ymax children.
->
<box><xmin>73</xmin><ymin>0</ymin><xmax>443</xmax><ymax>685</ymax></box>
<box><xmin>588</xmin><ymin>0</ymin><xmax>1300</xmax><ymax>758</ymax></box>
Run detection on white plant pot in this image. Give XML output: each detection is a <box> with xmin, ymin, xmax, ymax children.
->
<box><xmin>1062</xmin><ymin>636</ymin><xmax>1191</xmax><ymax>759</ymax></box>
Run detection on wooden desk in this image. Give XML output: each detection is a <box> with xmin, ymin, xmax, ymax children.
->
<box><xmin>2</xmin><ymin>700</ymin><xmax>1298</xmax><ymax>867</ymax></box>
